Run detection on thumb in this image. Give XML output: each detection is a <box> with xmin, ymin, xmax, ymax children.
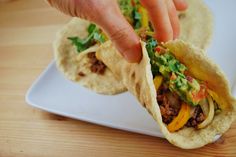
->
<box><xmin>94</xmin><ymin>9</ymin><xmax>142</xmax><ymax>63</ymax></box>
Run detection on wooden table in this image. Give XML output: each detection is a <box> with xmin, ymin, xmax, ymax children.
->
<box><xmin>0</xmin><ymin>0</ymin><xmax>235</xmax><ymax>156</ymax></box>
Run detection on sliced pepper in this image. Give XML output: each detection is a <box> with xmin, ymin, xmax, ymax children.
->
<box><xmin>139</xmin><ymin>6</ymin><xmax>149</xmax><ymax>29</ymax></box>
<box><xmin>167</xmin><ymin>103</ymin><xmax>190</xmax><ymax>132</ymax></box>
<box><xmin>197</xmin><ymin>95</ymin><xmax>214</xmax><ymax>129</ymax></box>
<box><xmin>153</xmin><ymin>75</ymin><xmax>163</xmax><ymax>91</ymax></box>
<box><xmin>146</xmin><ymin>31</ymin><xmax>154</xmax><ymax>36</ymax></box>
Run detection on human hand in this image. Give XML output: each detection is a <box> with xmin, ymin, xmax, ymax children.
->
<box><xmin>47</xmin><ymin>0</ymin><xmax>187</xmax><ymax>63</ymax></box>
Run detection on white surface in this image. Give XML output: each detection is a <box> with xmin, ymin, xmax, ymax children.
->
<box><xmin>26</xmin><ymin>0</ymin><xmax>236</xmax><ymax>140</ymax></box>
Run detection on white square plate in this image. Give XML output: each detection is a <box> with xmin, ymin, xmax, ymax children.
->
<box><xmin>26</xmin><ymin>0</ymin><xmax>236</xmax><ymax>139</ymax></box>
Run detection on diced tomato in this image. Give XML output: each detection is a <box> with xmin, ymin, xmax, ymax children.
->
<box><xmin>192</xmin><ymin>84</ymin><xmax>207</xmax><ymax>102</ymax></box>
<box><xmin>170</xmin><ymin>72</ymin><xmax>177</xmax><ymax>80</ymax></box>
<box><xmin>155</xmin><ymin>47</ymin><xmax>161</xmax><ymax>53</ymax></box>
<box><xmin>131</xmin><ymin>0</ymin><xmax>135</xmax><ymax>6</ymax></box>
<box><xmin>186</xmin><ymin>75</ymin><xmax>193</xmax><ymax>83</ymax></box>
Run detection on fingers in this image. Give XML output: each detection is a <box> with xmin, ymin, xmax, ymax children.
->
<box><xmin>140</xmin><ymin>0</ymin><xmax>187</xmax><ymax>42</ymax></box>
<box><xmin>47</xmin><ymin>0</ymin><xmax>75</xmax><ymax>16</ymax></box>
<box><xmin>98</xmin><ymin>10</ymin><xmax>142</xmax><ymax>63</ymax></box>
<box><xmin>173</xmin><ymin>0</ymin><xmax>188</xmax><ymax>11</ymax></box>
<box><xmin>80</xmin><ymin>1</ymin><xmax>142</xmax><ymax>63</ymax></box>
<box><xmin>140</xmin><ymin>0</ymin><xmax>173</xmax><ymax>42</ymax></box>
<box><xmin>165</xmin><ymin>0</ymin><xmax>180</xmax><ymax>39</ymax></box>
<box><xmin>47</xmin><ymin>0</ymin><xmax>142</xmax><ymax>63</ymax></box>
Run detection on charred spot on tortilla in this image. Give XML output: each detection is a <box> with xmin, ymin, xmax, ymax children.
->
<box><xmin>143</xmin><ymin>102</ymin><xmax>147</xmax><ymax>108</ymax></box>
<box><xmin>178</xmin><ymin>13</ymin><xmax>186</xmax><ymax>19</ymax></box>
<box><xmin>135</xmin><ymin>82</ymin><xmax>141</xmax><ymax>98</ymax></box>
<box><xmin>78</xmin><ymin>71</ymin><xmax>86</xmax><ymax>77</ymax></box>
<box><xmin>87</xmin><ymin>52</ymin><xmax>106</xmax><ymax>75</ymax></box>
<box><xmin>131</xmin><ymin>71</ymin><xmax>136</xmax><ymax>79</ymax></box>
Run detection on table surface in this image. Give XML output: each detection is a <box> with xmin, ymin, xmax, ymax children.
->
<box><xmin>0</xmin><ymin>0</ymin><xmax>236</xmax><ymax>156</ymax></box>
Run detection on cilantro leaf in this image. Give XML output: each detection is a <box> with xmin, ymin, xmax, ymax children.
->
<box><xmin>68</xmin><ymin>23</ymin><xmax>105</xmax><ymax>53</ymax></box>
<box><xmin>87</xmin><ymin>23</ymin><xmax>96</xmax><ymax>34</ymax></box>
<box><xmin>67</xmin><ymin>37</ymin><xmax>87</xmax><ymax>52</ymax></box>
<box><xmin>132</xmin><ymin>7</ymin><xmax>142</xmax><ymax>29</ymax></box>
<box><xmin>93</xmin><ymin>32</ymin><xmax>105</xmax><ymax>43</ymax></box>
<box><xmin>146</xmin><ymin>37</ymin><xmax>157</xmax><ymax>59</ymax></box>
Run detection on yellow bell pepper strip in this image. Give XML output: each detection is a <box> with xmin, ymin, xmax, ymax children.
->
<box><xmin>146</xmin><ymin>31</ymin><xmax>155</xmax><ymax>36</ymax></box>
<box><xmin>197</xmin><ymin>95</ymin><xmax>215</xmax><ymax>129</ymax></box>
<box><xmin>167</xmin><ymin>103</ymin><xmax>190</xmax><ymax>132</ymax></box>
<box><xmin>153</xmin><ymin>76</ymin><xmax>163</xmax><ymax>91</ymax></box>
<box><xmin>139</xmin><ymin>6</ymin><xmax>149</xmax><ymax>29</ymax></box>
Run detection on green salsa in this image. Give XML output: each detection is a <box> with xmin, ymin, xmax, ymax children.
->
<box><xmin>146</xmin><ymin>37</ymin><xmax>203</xmax><ymax>106</ymax></box>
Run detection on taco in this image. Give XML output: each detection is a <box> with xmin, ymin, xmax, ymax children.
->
<box><xmin>96</xmin><ymin>38</ymin><xmax>236</xmax><ymax>148</ymax></box>
<box><xmin>54</xmin><ymin>18</ymin><xmax>126</xmax><ymax>94</ymax></box>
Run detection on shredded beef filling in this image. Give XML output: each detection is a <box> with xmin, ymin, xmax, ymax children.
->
<box><xmin>87</xmin><ymin>52</ymin><xmax>106</xmax><ymax>75</ymax></box>
<box><xmin>186</xmin><ymin>106</ymin><xmax>205</xmax><ymax>128</ymax></box>
<box><xmin>157</xmin><ymin>84</ymin><xmax>206</xmax><ymax>128</ymax></box>
<box><xmin>157</xmin><ymin>85</ymin><xmax>181</xmax><ymax>124</ymax></box>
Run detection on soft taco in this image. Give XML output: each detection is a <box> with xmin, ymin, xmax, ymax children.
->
<box><xmin>96</xmin><ymin>38</ymin><xmax>236</xmax><ymax>148</ymax></box>
<box><xmin>54</xmin><ymin>18</ymin><xmax>126</xmax><ymax>94</ymax></box>
<box><xmin>54</xmin><ymin>0</ymin><xmax>212</xmax><ymax>95</ymax></box>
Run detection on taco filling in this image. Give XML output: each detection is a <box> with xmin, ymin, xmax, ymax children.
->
<box><xmin>142</xmin><ymin>36</ymin><xmax>222</xmax><ymax>132</ymax></box>
<box><xmin>87</xmin><ymin>52</ymin><xmax>107</xmax><ymax>75</ymax></box>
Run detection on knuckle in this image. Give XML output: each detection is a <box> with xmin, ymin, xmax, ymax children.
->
<box><xmin>140</xmin><ymin>0</ymin><xmax>157</xmax><ymax>9</ymax></box>
<box><xmin>110</xmin><ymin>27</ymin><xmax>130</xmax><ymax>43</ymax></box>
<box><xmin>157</xmin><ymin>28</ymin><xmax>173</xmax><ymax>41</ymax></box>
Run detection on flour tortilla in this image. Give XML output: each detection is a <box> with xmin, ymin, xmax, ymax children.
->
<box><xmin>54</xmin><ymin>18</ymin><xmax>126</xmax><ymax>94</ymax></box>
<box><xmin>179</xmin><ymin>0</ymin><xmax>213</xmax><ymax>50</ymax></box>
<box><xmin>96</xmin><ymin>40</ymin><xmax>236</xmax><ymax>149</ymax></box>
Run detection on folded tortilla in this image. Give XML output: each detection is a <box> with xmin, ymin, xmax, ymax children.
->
<box><xmin>96</xmin><ymin>40</ymin><xmax>236</xmax><ymax>149</ymax></box>
<box><xmin>179</xmin><ymin>0</ymin><xmax>213</xmax><ymax>50</ymax></box>
<box><xmin>54</xmin><ymin>18</ymin><xmax>126</xmax><ymax>94</ymax></box>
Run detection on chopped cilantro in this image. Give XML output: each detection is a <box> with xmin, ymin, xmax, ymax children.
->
<box><xmin>133</xmin><ymin>7</ymin><xmax>142</xmax><ymax>29</ymax></box>
<box><xmin>146</xmin><ymin>37</ymin><xmax>157</xmax><ymax>59</ymax></box>
<box><xmin>93</xmin><ymin>32</ymin><xmax>105</xmax><ymax>43</ymax></box>
<box><xmin>68</xmin><ymin>23</ymin><xmax>105</xmax><ymax>53</ymax></box>
<box><xmin>87</xmin><ymin>23</ymin><xmax>96</xmax><ymax>34</ymax></box>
